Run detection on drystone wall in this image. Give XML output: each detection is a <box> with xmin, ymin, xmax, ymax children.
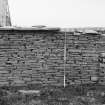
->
<box><xmin>0</xmin><ymin>30</ymin><xmax>64</xmax><ymax>87</ymax></box>
<box><xmin>66</xmin><ymin>32</ymin><xmax>99</xmax><ymax>85</ymax></box>
<box><xmin>0</xmin><ymin>29</ymin><xmax>105</xmax><ymax>87</ymax></box>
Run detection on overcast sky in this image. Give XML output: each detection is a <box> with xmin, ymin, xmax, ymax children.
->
<box><xmin>8</xmin><ymin>0</ymin><xmax>105</xmax><ymax>28</ymax></box>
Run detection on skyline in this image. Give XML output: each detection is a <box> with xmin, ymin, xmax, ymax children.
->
<box><xmin>8</xmin><ymin>0</ymin><xmax>105</xmax><ymax>28</ymax></box>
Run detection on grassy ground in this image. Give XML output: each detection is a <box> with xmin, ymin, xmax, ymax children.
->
<box><xmin>0</xmin><ymin>84</ymin><xmax>104</xmax><ymax>105</ymax></box>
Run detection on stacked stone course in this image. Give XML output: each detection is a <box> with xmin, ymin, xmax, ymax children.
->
<box><xmin>66</xmin><ymin>32</ymin><xmax>100</xmax><ymax>85</ymax></box>
<box><xmin>0</xmin><ymin>31</ymin><xmax>64</xmax><ymax>86</ymax></box>
<box><xmin>0</xmin><ymin>29</ymin><xmax>105</xmax><ymax>87</ymax></box>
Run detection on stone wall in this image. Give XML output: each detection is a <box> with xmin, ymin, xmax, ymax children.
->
<box><xmin>0</xmin><ymin>29</ymin><xmax>105</xmax><ymax>87</ymax></box>
<box><xmin>66</xmin><ymin>31</ymin><xmax>100</xmax><ymax>85</ymax></box>
<box><xmin>0</xmin><ymin>30</ymin><xmax>64</xmax><ymax>86</ymax></box>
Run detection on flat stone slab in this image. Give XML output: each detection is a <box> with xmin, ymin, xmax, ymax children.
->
<box><xmin>18</xmin><ymin>90</ymin><xmax>40</xmax><ymax>95</ymax></box>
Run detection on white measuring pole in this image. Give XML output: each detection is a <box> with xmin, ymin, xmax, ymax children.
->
<box><xmin>64</xmin><ymin>30</ymin><xmax>67</xmax><ymax>88</ymax></box>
